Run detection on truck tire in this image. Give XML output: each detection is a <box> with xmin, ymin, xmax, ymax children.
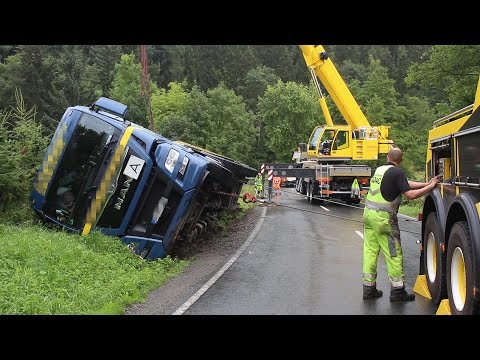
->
<box><xmin>423</xmin><ymin>212</ymin><xmax>447</xmax><ymax>305</ymax></box>
<box><xmin>299</xmin><ymin>180</ymin><xmax>307</xmax><ymax>195</ymax></box>
<box><xmin>446</xmin><ymin>221</ymin><xmax>479</xmax><ymax>315</ymax></box>
<box><xmin>307</xmin><ymin>182</ymin><xmax>314</xmax><ymax>204</ymax></box>
<box><xmin>308</xmin><ymin>182</ymin><xmax>318</xmax><ymax>204</ymax></box>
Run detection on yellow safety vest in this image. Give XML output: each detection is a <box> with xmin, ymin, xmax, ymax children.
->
<box><xmin>364</xmin><ymin>165</ymin><xmax>401</xmax><ymax>214</ymax></box>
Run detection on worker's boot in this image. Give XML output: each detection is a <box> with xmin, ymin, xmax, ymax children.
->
<box><xmin>363</xmin><ymin>285</ymin><xmax>383</xmax><ymax>299</ymax></box>
<box><xmin>389</xmin><ymin>287</ymin><xmax>415</xmax><ymax>302</ymax></box>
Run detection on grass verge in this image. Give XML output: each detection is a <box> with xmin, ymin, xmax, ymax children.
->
<box><xmin>398</xmin><ymin>198</ymin><xmax>423</xmax><ymax>218</ymax></box>
<box><xmin>0</xmin><ymin>224</ymin><xmax>188</xmax><ymax>314</ymax></box>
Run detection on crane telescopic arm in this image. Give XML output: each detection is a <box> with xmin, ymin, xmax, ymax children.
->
<box><xmin>299</xmin><ymin>45</ymin><xmax>371</xmax><ymax>130</ymax></box>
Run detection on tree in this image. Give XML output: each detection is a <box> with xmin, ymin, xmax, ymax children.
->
<box><xmin>2</xmin><ymin>46</ymin><xmax>59</xmax><ymax>130</ymax></box>
<box><xmin>204</xmin><ymin>83</ymin><xmax>256</xmax><ymax>165</ymax></box>
<box><xmin>151</xmin><ymin>81</ymin><xmax>190</xmax><ymax>132</ymax></box>
<box><xmin>0</xmin><ymin>89</ymin><xmax>48</xmax><ymax>212</ymax></box>
<box><xmin>0</xmin><ymin>45</ymin><xmax>15</xmax><ymax>62</ymax></box>
<box><xmin>150</xmin><ymin>81</ymin><xmax>206</xmax><ymax>143</ymax></box>
<box><xmin>340</xmin><ymin>59</ymin><xmax>368</xmax><ymax>84</ymax></box>
<box><xmin>238</xmin><ymin>65</ymin><xmax>280</xmax><ymax>111</ymax></box>
<box><xmin>179</xmin><ymin>86</ymin><xmax>213</xmax><ymax>147</ymax></box>
<box><xmin>151</xmin><ymin>82</ymin><xmax>255</xmax><ymax>165</ymax></box>
<box><xmin>258</xmin><ymin>80</ymin><xmax>323</xmax><ymax>162</ymax></box>
<box><xmin>49</xmin><ymin>46</ymin><xmax>102</xmax><ymax>116</ymax></box>
<box><xmin>406</xmin><ymin>45</ymin><xmax>480</xmax><ymax>112</ymax></box>
<box><xmin>90</xmin><ymin>45</ymin><xmax>122</xmax><ymax>97</ymax></box>
<box><xmin>110</xmin><ymin>53</ymin><xmax>157</xmax><ymax>127</ymax></box>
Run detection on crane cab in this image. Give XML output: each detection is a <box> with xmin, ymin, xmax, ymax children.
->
<box><xmin>307</xmin><ymin>125</ymin><xmax>353</xmax><ymax>160</ymax></box>
<box><xmin>306</xmin><ymin>124</ymin><xmax>391</xmax><ymax>161</ymax></box>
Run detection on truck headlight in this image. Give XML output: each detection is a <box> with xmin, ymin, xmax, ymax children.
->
<box><xmin>165</xmin><ymin>149</ymin><xmax>180</xmax><ymax>173</ymax></box>
<box><xmin>179</xmin><ymin>156</ymin><xmax>189</xmax><ymax>175</ymax></box>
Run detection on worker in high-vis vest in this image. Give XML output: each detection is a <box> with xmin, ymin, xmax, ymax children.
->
<box><xmin>255</xmin><ymin>173</ymin><xmax>264</xmax><ymax>198</ymax></box>
<box><xmin>272</xmin><ymin>176</ymin><xmax>281</xmax><ymax>195</ymax></box>
<box><xmin>351</xmin><ymin>178</ymin><xmax>360</xmax><ymax>200</ymax></box>
<box><xmin>362</xmin><ymin>147</ymin><xmax>440</xmax><ymax>301</ymax></box>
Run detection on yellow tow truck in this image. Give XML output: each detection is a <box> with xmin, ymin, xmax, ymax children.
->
<box><xmin>414</xmin><ymin>77</ymin><xmax>480</xmax><ymax>315</ymax></box>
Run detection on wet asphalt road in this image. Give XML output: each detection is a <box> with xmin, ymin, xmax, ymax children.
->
<box><xmin>183</xmin><ymin>188</ymin><xmax>438</xmax><ymax>315</ymax></box>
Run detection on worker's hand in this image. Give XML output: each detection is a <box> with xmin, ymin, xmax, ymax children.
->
<box><xmin>429</xmin><ymin>175</ymin><xmax>442</xmax><ymax>187</ymax></box>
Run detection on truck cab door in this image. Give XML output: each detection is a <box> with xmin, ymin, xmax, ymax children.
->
<box><xmin>331</xmin><ymin>130</ymin><xmax>351</xmax><ymax>158</ymax></box>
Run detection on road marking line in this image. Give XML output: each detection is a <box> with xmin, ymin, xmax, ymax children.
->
<box><xmin>320</xmin><ymin>206</ymin><xmax>329</xmax><ymax>212</ymax></box>
<box><xmin>172</xmin><ymin>206</ymin><xmax>268</xmax><ymax>315</ymax></box>
<box><xmin>355</xmin><ymin>231</ymin><xmax>364</xmax><ymax>239</ymax></box>
<box><xmin>398</xmin><ymin>213</ymin><xmax>417</xmax><ymax>220</ymax></box>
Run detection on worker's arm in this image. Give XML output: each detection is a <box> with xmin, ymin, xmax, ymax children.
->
<box><xmin>403</xmin><ymin>176</ymin><xmax>441</xmax><ymax>200</ymax></box>
<box><xmin>408</xmin><ymin>180</ymin><xmax>428</xmax><ymax>190</ymax></box>
<box><xmin>408</xmin><ymin>175</ymin><xmax>441</xmax><ymax>190</ymax></box>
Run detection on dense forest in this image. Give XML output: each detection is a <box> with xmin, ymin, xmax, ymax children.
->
<box><xmin>1</xmin><ymin>45</ymin><xmax>479</xmax><ymax>220</ymax></box>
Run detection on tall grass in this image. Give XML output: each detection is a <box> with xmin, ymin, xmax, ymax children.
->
<box><xmin>0</xmin><ymin>224</ymin><xmax>188</xmax><ymax>314</ymax></box>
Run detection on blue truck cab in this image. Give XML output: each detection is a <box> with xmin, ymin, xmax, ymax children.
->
<box><xmin>31</xmin><ymin>97</ymin><xmax>256</xmax><ymax>259</ymax></box>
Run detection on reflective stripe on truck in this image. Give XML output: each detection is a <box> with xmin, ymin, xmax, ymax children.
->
<box><xmin>82</xmin><ymin>126</ymin><xmax>134</xmax><ymax>236</ymax></box>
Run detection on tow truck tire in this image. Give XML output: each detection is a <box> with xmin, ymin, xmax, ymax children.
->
<box><xmin>423</xmin><ymin>212</ymin><xmax>447</xmax><ymax>305</ymax></box>
<box><xmin>446</xmin><ymin>221</ymin><xmax>479</xmax><ymax>315</ymax></box>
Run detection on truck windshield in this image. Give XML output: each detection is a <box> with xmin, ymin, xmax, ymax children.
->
<box><xmin>44</xmin><ymin>113</ymin><xmax>120</xmax><ymax>227</ymax></box>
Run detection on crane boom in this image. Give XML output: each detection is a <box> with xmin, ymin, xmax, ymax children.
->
<box><xmin>296</xmin><ymin>45</ymin><xmax>393</xmax><ymax>161</ymax></box>
<box><xmin>270</xmin><ymin>45</ymin><xmax>395</xmax><ymax>206</ymax></box>
<box><xmin>300</xmin><ymin>45</ymin><xmax>370</xmax><ymax>130</ymax></box>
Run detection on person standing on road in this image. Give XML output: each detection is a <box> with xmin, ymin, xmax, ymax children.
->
<box><xmin>362</xmin><ymin>147</ymin><xmax>441</xmax><ymax>301</ymax></box>
<box><xmin>255</xmin><ymin>173</ymin><xmax>264</xmax><ymax>198</ymax></box>
<box><xmin>351</xmin><ymin>177</ymin><xmax>360</xmax><ymax>201</ymax></box>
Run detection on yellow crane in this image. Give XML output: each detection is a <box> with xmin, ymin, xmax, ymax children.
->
<box><xmin>298</xmin><ymin>45</ymin><xmax>393</xmax><ymax>161</ymax></box>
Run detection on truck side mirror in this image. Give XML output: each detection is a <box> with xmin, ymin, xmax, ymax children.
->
<box><xmin>298</xmin><ymin>143</ymin><xmax>307</xmax><ymax>152</ymax></box>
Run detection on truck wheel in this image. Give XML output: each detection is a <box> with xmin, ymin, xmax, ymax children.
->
<box><xmin>446</xmin><ymin>221</ymin><xmax>478</xmax><ymax>315</ymax></box>
<box><xmin>308</xmin><ymin>182</ymin><xmax>319</xmax><ymax>204</ymax></box>
<box><xmin>300</xmin><ymin>180</ymin><xmax>307</xmax><ymax>195</ymax></box>
<box><xmin>423</xmin><ymin>212</ymin><xmax>447</xmax><ymax>305</ymax></box>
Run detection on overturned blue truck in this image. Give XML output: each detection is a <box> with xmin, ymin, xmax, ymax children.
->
<box><xmin>31</xmin><ymin>97</ymin><xmax>256</xmax><ymax>260</ymax></box>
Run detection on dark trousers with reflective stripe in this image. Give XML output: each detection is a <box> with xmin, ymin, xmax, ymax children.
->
<box><xmin>363</xmin><ymin>208</ymin><xmax>405</xmax><ymax>289</ymax></box>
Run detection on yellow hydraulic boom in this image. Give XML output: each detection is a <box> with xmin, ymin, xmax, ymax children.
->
<box><xmin>298</xmin><ymin>45</ymin><xmax>393</xmax><ymax>161</ymax></box>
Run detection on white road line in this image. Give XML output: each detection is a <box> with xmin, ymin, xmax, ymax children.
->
<box><xmin>172</xmin><ymin>206</ymin><xmax>268</xmax><ymax>315</ymax></box>
<box><xmin>398</xmin><ymin>213</ymin><xmax>417</xmax><ymax>221</ymax></box>
<box><xmin>355</xmin><ymin>230</ymin><xmax>364</xmax><ymax>239</ymax></box>
<box><xmin>320</xmin><ymin>206</ymin><xmax>329</xmax><ymax>212</ymax></box>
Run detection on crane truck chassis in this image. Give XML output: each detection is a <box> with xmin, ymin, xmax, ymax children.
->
<box><xmin>31</xmin><ymin>97</ymin><xmax>256</xmax><ymax>260</ymax></box>
<box><xmin>264</xmin><ymin>161</ymin><xmax>370</xmax><ymax>204</ymax></box>
<box><xmin>414</xmin><ymin>77</ymin><xmax>480</xmax><ymax>315</ymax></box>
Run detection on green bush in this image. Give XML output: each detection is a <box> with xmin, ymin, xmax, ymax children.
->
<box><xmin>0</xmin><ymin>90</ymin><xmax>49</xmax><ymax>220</ymax></box>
